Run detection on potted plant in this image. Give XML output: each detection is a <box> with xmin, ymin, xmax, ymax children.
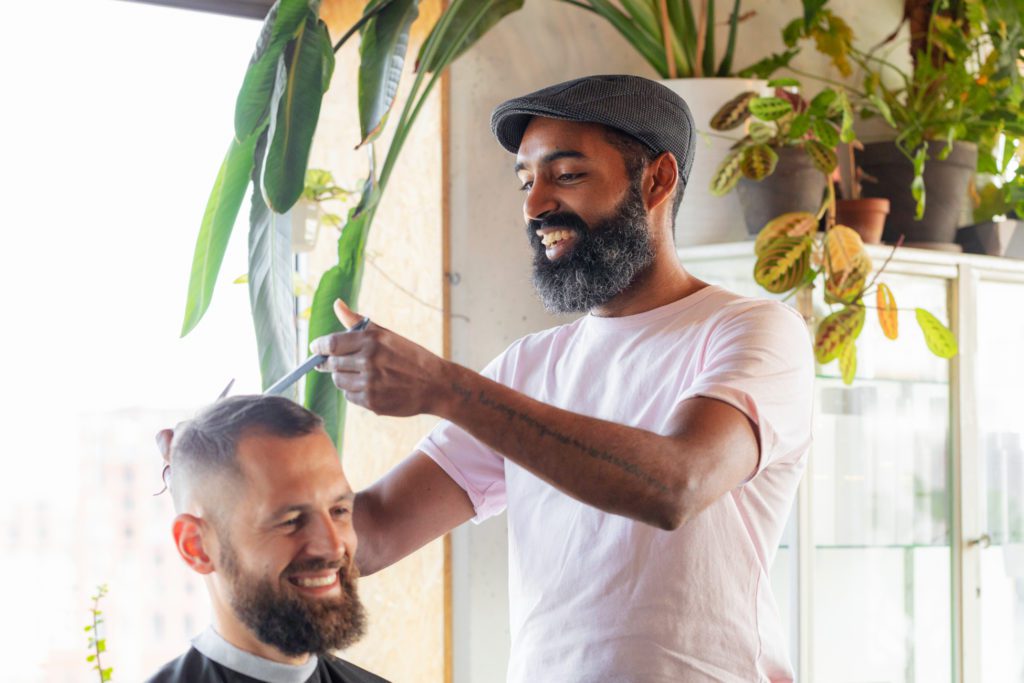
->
<box><xmin>707</xmin><ymin>78</ymin><xmax>853</xmax><ymax>236</ymax></box>
<box><xmin>835</xmin><ymin>140</ymin><xmax>890</xmax><ymax>244</ymax></box>
<box><xmin>750</xmin><ymin>186</ymin><xmax>957</xmax><ymax>384</ymax></box>
<box><xmin>556</xmin><ymin>0</ymin><xmax>770</xmax><ymax>246</ymax></box>
<box><xmin>179</xmin><ymin>0</ymin><xmax>524</xmax><ymax>445</ymax></box>
<box><xmin>957</xmin><ymin>166</ymin><xmax>1024</xmax><ymax>257</ymax></box>
<box><xmin>776</xmin><ymin>0</ymin><xmax>1024</xmax><ymax>248</ymax></box>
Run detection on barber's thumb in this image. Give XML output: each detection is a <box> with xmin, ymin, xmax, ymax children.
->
<box><xmin>333</xmin><ymin>298</ymin><xmax>362</xmax><ymax>329</ymax></box>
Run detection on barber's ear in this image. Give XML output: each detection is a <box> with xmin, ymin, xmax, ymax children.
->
<box><xmin>645</xmin><ymin>151</ymin><xmax>678</xmax><ymax>212</ymax></box>
<box><xmin>173</xmin><ymin>514</ymin><xmax>215</xmax><ymax>575</ymax></box>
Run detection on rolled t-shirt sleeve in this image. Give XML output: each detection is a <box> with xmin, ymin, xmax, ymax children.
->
<box><xmin>681</xmin><ymin>301</ymin><xmax>814</xmax><ymax>477</ymax></box>
<box><xmin>415</xmin><ymin>348</ymin><xmax>519</xmax><ymax>523</ymax></box>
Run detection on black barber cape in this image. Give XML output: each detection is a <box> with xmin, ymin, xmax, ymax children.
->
<box><xmin>147</xmin><ymin>627</ymin><xmax>389</xmax><ymax>683</ymax></box>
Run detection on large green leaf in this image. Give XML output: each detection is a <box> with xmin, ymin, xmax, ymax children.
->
<box><xmin>358</xmin><ymin>0</ymin><xmax>420</xmax><ymax>147</ymax></box>
<box><xmin>701</xmin><ymin>0</ymin><xmax>715</xmax><ymax>77</ymax></box>
<box><xmin>263</xmin><ymin>12</ymin><xmax>335</xmax><ymax>212</ymax></box>
<box><xmin>566</xmin><ymin>0</ymin><xmax>668</xmax><ymax>76</ymax></box>
<box><xmin>417</xmin><ymin>0</ymin><xmax>525</xmax><ymax>74</ymax></box>
<box><xmin>305</xmin><ymin>264</ymin><xmax>350</xmax><ymax>446</ymax></box>
<box><xmin>716</xmin><ymin>0</ymin><xmax>741</xmax><ymax>76</ymax></box>
<box><xmin>305</xmin><ymin>188</ymin><xmax>377</xmax><ymax>447</ymax></box>
<box><xmin>234</xmin><ymin>0</ymin><xmax>311</xmax><ymax>141</ymax></box>
<box><xmin>248</xmin><ymin>132</ymin><xmax>298</xmax><ymax>394</ymax></box>
<box><xmin>181</xmin><ymin>131</ymin><xmax>261</xmax><ymax>336</ymax></box>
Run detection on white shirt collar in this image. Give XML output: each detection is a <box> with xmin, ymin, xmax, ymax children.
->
<box><xmin>191</xmin><ymin>626</ymin><xmax>319</xmax><ymax>683</ymax></box>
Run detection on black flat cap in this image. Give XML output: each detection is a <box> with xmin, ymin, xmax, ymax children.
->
<box><xmin>490</xmin><ymin>74</ymin><xmax>696</xmax><ymax>187</ymax></box>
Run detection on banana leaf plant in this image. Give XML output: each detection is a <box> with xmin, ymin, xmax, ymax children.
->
<box><xmin>180</xmin><ymin>0</ymin><xmax>523</xmax><ymax>447</ymax></box>
<box><xmin>751</xmin><ymin>185</ymin><xmax>957</xmax><ymax>385</ymax></box>
<box><xmin>558</xmin><ymin>0</ymin><xmax>750</xmax><ymax>78</ymax></box>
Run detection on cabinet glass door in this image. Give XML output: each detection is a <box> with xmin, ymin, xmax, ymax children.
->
<box><xmin>810</xmin><ymin>272</ymin><xmax>953</xmax><ymax>683</ymax></box>
<box><xmin>976</xmin><ymin>279</ymin><xmax>1024</xmax><ymax>682</ymax></box>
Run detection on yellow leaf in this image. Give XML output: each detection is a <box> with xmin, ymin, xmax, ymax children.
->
<box><xmin>876</xmin><ymin>283</ymin><xmax>898</xmax><ymax>340</ymax></box>
<box><xmin>824</xmin><ymin>225</ymin><xmax>868</xmax><ymax>276</ymax></box>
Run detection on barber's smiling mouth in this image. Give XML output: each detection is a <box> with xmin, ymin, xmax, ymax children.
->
<box><xmin>287</xmin><ymin>570</ymin><xmax>341</xmax><ymax>596</ymax></box>
<box><xmin>536</xmin><ymin>228</ymin><xmax>578</xmax><ymax>261</ymax></box>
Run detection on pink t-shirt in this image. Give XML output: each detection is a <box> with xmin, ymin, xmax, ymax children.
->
<box><xmin>417</xmin><ymin>285</ymin><xmax>814</xmax><ymax>682</ymax></box>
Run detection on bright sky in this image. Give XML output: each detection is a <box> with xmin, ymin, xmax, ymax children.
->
<box><xmin>1</xmin><ymin>1</ymin><xmax>264</xmax><ymax>497</ymax></box>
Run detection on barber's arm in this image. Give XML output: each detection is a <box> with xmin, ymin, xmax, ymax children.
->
<box><xmin>313</xmin><ymin>304</ymin><xmax>759</xmax><ymax>532</ymax></box>
<box><xmin>353</xmin><ymin>451</ymin><xmax>474</xmax><ymax>576</ymax></box>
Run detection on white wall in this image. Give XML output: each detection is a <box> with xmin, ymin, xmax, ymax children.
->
<box><xmin>445</xmin><ymin>2</ymin><xmax>906</xmax><ymax>680</ymax></box>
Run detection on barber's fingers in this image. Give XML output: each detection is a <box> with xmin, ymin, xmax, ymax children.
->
<box><xmin>333</xmin><ymin>298</ymin><xmax>362</xmax><ymax>329</ymax></box>
<box><xmin>311</xmin><ymin>328</ymin><xmax>364</xmax><ymax>357</ymax></box>
<box><xmin>331</xmin><ymin>371</ymin><xmax>367</xmax><ymax>393</ymax></box>
<box><xmin>316</xmin><ymin>354</ymin><xmax>365</xmax><ymax>374</ymax></box>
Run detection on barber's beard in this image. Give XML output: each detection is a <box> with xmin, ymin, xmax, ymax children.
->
<box><xmin>527</xmin><ymin>181</ymin><xmax>655</xmax><ymax>314</ymax></box>
<box><xmin>219</xmin><ymin>538</ymin><xmax>366</xmax><ymax>657</ymax></box>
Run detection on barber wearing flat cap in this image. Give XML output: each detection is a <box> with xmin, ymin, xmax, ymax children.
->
<box><xmin>312</xmin><ymin>75</ymin><xmax>814</xmax><ymax>682</ymax></box>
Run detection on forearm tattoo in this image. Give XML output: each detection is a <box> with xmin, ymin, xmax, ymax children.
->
<box><xmin>452</xmin><ymin>381</ymin><xmax>671</xmax><ymax>495</ymax></box>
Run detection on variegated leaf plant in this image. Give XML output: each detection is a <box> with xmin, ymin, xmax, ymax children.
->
<box><xmin>708</xmin><ymin>77</ymin><xmax>853</xmax><ymax>197</ymax></box>
<box><xmin>752</xmin><ymin>207</ymin><xmax>957</xmax><ymax>385</ymax></box>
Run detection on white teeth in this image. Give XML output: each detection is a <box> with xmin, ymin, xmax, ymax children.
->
<box><xmin>540</xmin><ymin>229</ymin><xmax>573</xmax><ymax>247</ymax></box>
<box><xmin>293</xmin><ymin>574</ymin><xmax>337</xmax><ymax>588</ymax></box>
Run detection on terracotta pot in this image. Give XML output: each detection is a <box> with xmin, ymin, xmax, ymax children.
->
<box><xmin>836</xmin><ymin>198</ymin><xmax>890</xmax><ymax>244</ymax></box>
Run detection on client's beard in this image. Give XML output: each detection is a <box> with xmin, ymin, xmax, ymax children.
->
<box><xmin>219</xmin><ymin>538</ymin><xmax>367</xmax><ymax>657</ymax></box>
<box><xmin>527</xmin><ymin>181</ymin><xmax>655</xmax><ymax>314</ymax></box>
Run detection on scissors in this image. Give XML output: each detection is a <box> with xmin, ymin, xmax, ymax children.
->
<box><xmin>216</xmin><ymin>316</ymin><xmax>371</xmax><ymax>400</ymax></box>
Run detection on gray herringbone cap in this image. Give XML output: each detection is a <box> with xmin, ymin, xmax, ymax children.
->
<box><xmin>491</xmin><ymin>74</ymin><xmax>696</xmax><ymax>187</ymax></box>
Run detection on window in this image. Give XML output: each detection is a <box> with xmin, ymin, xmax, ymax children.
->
<box><xmin>2</xmin><ymin>2</ymin><xmax>261</xmax><ymax>681</ymax></box>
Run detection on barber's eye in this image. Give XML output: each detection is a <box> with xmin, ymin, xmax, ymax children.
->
<box><xmin>518</xmin><ymin>180</ymin><xmax>533</xmax><ymax>192</ymax></box>
<box><xmin>332</xmin><ymin>506</ymin><xmax>351</xmax><ymax>519</ymax></box>
<box><xmin>281</xmin><ymin>516</ymin><xmax>301</xmax><ymax>528</ymax></box>
<box><xmin>558</xmin><ymin>173</ymin><xmax>583</xmax><ymax>182</ymax></box>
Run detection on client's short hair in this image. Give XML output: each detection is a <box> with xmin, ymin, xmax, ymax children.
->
<box><xmin>170</xmin><ymin>395</ymin><xmax>324</xmax><ymax>512</ymax></box>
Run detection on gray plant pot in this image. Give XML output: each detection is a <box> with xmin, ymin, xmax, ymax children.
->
<box><xmin>956</xmin><ymin>219</ymin><xmax>1024</xmax><ymax>258</ymax></box>
<box><xmin>858</xmin><ymin>140</ymin><xmax>978</xmax><ymax>247</ymax></box>
<box><xmin>736</xmin><ymin>146</ymin><xmax>828</xmax><ymax>237</ymax></box>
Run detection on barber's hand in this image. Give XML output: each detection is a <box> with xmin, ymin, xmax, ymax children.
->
<box><xmin>311</xmin><ymin>299</ymin><xmax>451</xmax><ymax>417</ymax></box>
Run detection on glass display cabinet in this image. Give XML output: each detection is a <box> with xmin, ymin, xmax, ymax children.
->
<box><xmin>681</xmin><ymin>242</ymin><xmax>1024</xmax><ymax>683</ymax></box>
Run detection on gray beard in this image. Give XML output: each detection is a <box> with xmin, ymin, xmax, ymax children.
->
<box><xmin>528</xmin><ymin>183</ymin><xmax>655</xmax><ymax>314</ymax></box>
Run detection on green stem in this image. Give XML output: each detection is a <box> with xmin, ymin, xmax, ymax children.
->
<box><xmin>783</xmin><ymin>64</ymin><xmax>867</xmax><ymax>98</ymax></box>
<box><xmin>91</xmin><ymin>597</ymin><xmax>105</xmax><ymax>681</ymax></box>
<box><xmin>332</xmin><ymin>2</ymin><xmax>389</xmax><ymax>53</ymax></box>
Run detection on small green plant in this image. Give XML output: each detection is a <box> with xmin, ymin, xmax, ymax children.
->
<box><xmin>85</xmin><ymin>584</ymin><xmax>113</xmax><ymax>682</ymax></box>
<box><xmin>707</xmin><ymin>78</ymin><xmax>854</xmax><ymax>196</ymax></box>
<box><xmin>301</xmin><ymin>168</ymin><xmax>353</xmax><ymax>232</ymax></box>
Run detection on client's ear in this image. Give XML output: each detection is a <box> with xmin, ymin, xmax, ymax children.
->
<box><xmin>173</xmin><ymin>514</ymin><xmax>214</xmax><ymax>575</ymax></box>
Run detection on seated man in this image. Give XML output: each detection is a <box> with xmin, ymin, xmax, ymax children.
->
<box><xmin>149</xmin><ymin>395</ymin><xmax>387</xmax><ymax>683</ymax></box>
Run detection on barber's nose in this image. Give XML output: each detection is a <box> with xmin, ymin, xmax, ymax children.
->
<box><xmin>523</xmin><ymin>178</ymin><xmax>558</xmax><ymax>223</ymax></box>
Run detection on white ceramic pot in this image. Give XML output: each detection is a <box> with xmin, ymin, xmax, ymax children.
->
<box><xmin>661</xmin><ymin>77</ymin><xmax>768</xmax><ymax>247</ymax></box>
